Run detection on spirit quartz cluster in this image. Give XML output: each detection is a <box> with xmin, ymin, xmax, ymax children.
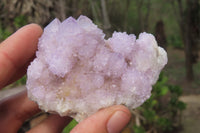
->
<box><xmin>26</xmin><ymin>15</ymin><xmax>167</xmax><ymax>122</ymax></box>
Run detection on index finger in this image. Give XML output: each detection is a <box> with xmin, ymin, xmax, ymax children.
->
<box><xmin>0</xmin><ymin>24</ymin><xmax>43</xmax><ymax>89</ymax></box>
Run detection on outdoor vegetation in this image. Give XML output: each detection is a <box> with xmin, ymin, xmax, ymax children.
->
<box><xmin>0</xmin><ymin>0</ymin><xmax>199</xmax><ymax>133</ymax></box>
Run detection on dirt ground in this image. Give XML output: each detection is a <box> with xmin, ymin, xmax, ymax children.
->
<box><xmin>164</xmin><ymin>47</ymin><xmax>200</xmax><ymax>133</ymax></box>
<box><xmin>179</xmin><ymin>95</ymin><xmax>200</xmax><ymax>133</ymax></box>
<box><xmin>164</xmin><ymin>47</ymin><xmax>200</xmax><ymax>95</ymax></box>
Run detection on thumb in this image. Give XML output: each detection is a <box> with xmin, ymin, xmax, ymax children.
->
<box><xmin>71</xmin><ymin>105</ymin><xmax>131</xmax><ymax>133</ymax></box>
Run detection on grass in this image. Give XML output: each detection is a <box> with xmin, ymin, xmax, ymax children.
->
<box><xmin>62</xmin><ymin>119</ymin><xmax>78</xmax><ymax>133</ymax></box>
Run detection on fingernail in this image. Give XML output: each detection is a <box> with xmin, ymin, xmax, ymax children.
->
<box><xmin>107</xmin><ymin>111</ymin><xmax>131</xmax><ymax>133</ymax></box>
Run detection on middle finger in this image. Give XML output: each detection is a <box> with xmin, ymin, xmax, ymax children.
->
<box><xmin>0</xmin><ymin>90</ymin><xmax>40</xmax><ymax>133</ymax></box>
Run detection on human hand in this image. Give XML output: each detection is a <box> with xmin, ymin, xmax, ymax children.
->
<box><xmin>0</xmin><ymin>24</ymin><xmax>131</xmax><ymax>133</ymax></box>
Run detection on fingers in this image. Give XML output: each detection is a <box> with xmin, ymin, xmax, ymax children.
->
<box><xmin>0</xmin><ymin>24</ymin><xmax>43</xmax><ymax>88</ymax></box>
<box><xmin>0</xmin><ymin>90</ymin><xmax>40</xmax><ymax>133</ymax></box>
<box><xmin>27</xmin><ymin>115</ymin><xmax>72</xmax><ymax>133</ymax></box>
<box><xmin>71</xmin><ymin>105</ymin><xmax>131</xmax><ymax>133</ymax></box>
<box><xmin>0</xmin><ymin>90</ymin><xmax>131</xmax><ymax>133</ymax></box>
<box><xmin>6</xmin><ymin>61</ymin><xmax>32</xmax><ymax>85</ymax></box>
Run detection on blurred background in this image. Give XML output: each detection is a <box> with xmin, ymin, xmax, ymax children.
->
<box><xmin>0</xmin><ymin>0</ymin><xmax>199</xmax><ymax>133</ymax></box>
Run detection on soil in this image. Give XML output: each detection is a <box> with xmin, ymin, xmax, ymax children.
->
<box><xmin>164</xmin><ymin>47</ymin><xmax>200</xmax><ymax>133</ymax></box>
<box><xmin>164</xmin><ymin>47</ymin><xmax>200</xmax><ymax>95</ymax></box>
<box><xmin>179</xmin><ymin>95</ymin><xmax>200</xmax><ymax>133</ymax></box>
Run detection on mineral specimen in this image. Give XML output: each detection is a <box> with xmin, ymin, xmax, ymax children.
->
<box><xmin>26</xmin><ymin>15</ymin><xmax>167</xmax><ymax>122</ymax></box>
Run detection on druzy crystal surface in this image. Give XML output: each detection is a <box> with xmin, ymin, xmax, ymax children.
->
<box><xmin>26</xmin><ymin>15</ymin><xmax>167</xmax><ymax>122</ymax></box>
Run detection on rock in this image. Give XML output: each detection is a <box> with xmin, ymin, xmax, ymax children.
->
<box><xmin>26</xmin><ymin>15</ymin><xmax>167</xmax><ymax>122</ymax></box>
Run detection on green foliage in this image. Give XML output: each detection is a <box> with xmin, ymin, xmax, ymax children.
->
<box><xmin>156</xmin><ymin>117</ymin><xmax>173</xmax><ymax>131</ymax></box>
<box><xmin>13</xmin><ymin>76</ymin><xmax>27</xmax><ymax>86</ymax></box>
<box><xmin>14</xmin><ymin>15</ymin><xmax>27</xmax><ymax>29</ymax></box>
<box><xmin>168</xmin><ymin>35</ymin><xmax>184</xmax><ymax>49</ymax></box>
<box><xmin>0</xmin><ymin>23</ymin><xmax>11</xmax><ymax>40</ymax></box>
<box><xmin>0</xmin><ymin>15</ymin><xmax>27</xmax><ymax>41</ymax></box>
<box><xmin>133</xmin><ymin>73</ymin><xmax>186</xmax><ymax>133</ymax></box>
<box><xmin>133</xmin><ymin>125</ymin><xmax>146</xmax><ymax>133</ymax></box>
<box><xmin>62</xmin><ymin>119</ymin><xmax>78</xmax><ymax>133</ymax></box>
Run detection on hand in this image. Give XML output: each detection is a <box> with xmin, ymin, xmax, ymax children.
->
<box><xmin>0</xmin><ymin>24</ymin><xmax>131</xmax><ymax>133</ymax></box>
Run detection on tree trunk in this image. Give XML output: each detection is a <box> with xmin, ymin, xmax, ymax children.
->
<box><xmin>136</xmin><ymin>0</ymin><xmax>151</xmax><ymax>32</ymax></box>
<box><xmin>184</xmin><ymin>30</ymin><xmax>194</xmax><ymax>81</ymax></box>
<box><xmin>144</xmin><ymin>0</ymin><xmax>151</xmax><ymax>31</ymax></box>
<box><xmin>101</xmin><ymin>0</ymin><xmax>111</xmax><ymax>37</ymax></box>
<box><xmin>137</xmin><ymin>0</ymin><xmax>144</xmax><ymax>31</ymax></box>
<box><xmin>123</xmin><ymin>0</ymin><xmax>130</xmax><ymax>30</ymax></box>
<box><xmin>58</xmin><ymin>0</ymin><xmax>66</xmax><ymax>21</ymax></box>
<box><xmin>175</xmin><ymin>0</ymin><xmax>200</xmax><ymax>81</ymax></box>
<box><xmin>184</xmin><ymin>0</ymin><xmax>199</xmax><ymax>81</ymax></box>
<box><xmin>155</xmin><ymin>20</ymin><xmax>167</xmax><ymax>50</ymax></box>
<box><xmin>101</xmin><ymin>0</ymin><xmax>111</xmax><ymax>30</ymax></box>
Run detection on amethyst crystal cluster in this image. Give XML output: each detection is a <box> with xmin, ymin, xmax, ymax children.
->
<box><xmin>26</xmin><ymin>15</ymin><xmax>167</xmax><ymax>122</ymax></box>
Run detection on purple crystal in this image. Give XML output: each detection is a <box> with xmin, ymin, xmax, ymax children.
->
<box><xmin>26</xmin><ymin>15</ymin><xmax>167</xmax><ymax>122</ymax></box>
